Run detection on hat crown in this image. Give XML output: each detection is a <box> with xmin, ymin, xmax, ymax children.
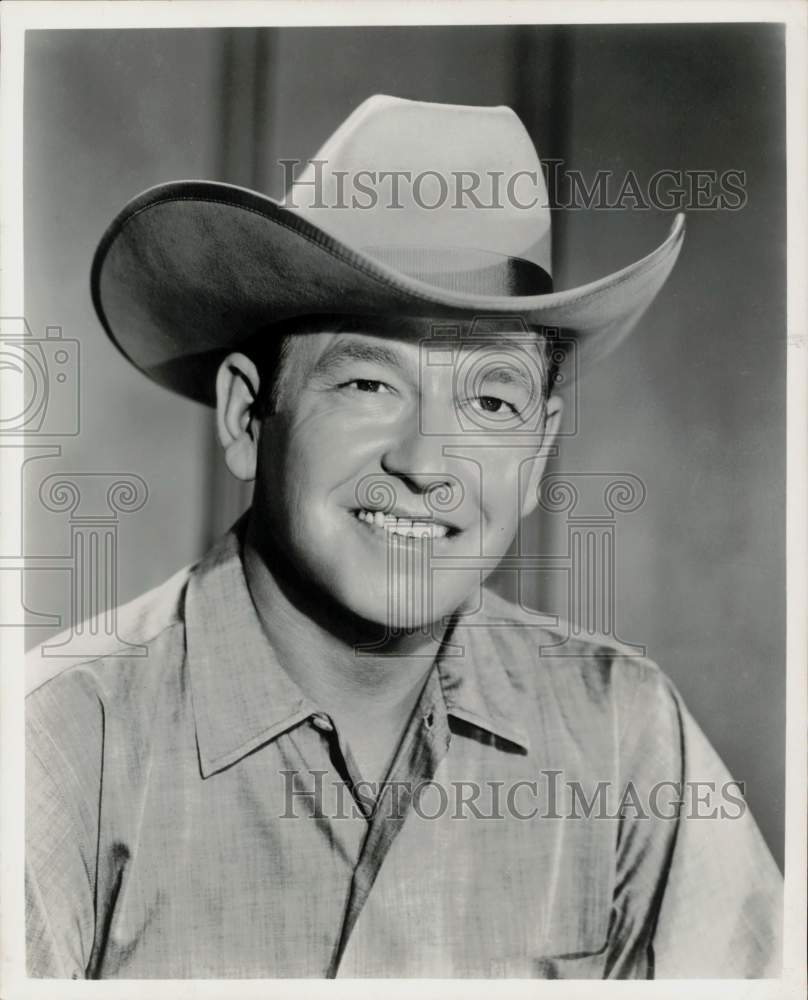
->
<box><xmin>91</xmin><ymin>92</ymin><xmax>685</xmax><ymax>406</ymax></box>
<box><xmin>283</xmin><ymin>95</ymin><xmax>552</xmax><ymax>277</ymax></box>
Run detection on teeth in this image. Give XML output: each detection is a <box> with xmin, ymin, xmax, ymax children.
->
<box><xmin>354</xmin><ymin>510</ymin><xmax>449</xmax><ymax>539</ymax></box>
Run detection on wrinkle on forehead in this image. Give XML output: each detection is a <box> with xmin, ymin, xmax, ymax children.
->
<box><xmin>283</xmin><ymin>314</ymin><xmax>545</xmax><ymax>358</ymax></box>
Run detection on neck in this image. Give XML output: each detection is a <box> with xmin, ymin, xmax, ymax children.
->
<box><xmin>241</xmin><ymin>513</ymin><xmax>445</xmax><ymax>726</ymax></box>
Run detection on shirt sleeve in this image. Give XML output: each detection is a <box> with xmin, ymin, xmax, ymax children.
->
<box><xmin>26</xmin><ymin>671</ymin><xmax>103</xmax><ymax>978</ymax></box>
<box><xmin>652</xmin><ymin>684</ymin><xmax>783</xmax><ymax>977</ymax></box>
<box><xmin>607</xmin><ymin>659</ymin><xmax>782</xmax><ymax>979</ymax></box>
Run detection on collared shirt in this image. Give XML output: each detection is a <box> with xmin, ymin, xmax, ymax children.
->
<box><xmin>25</xmin><ymin>520</ymin><xmax>782</xmax><ymax>979</ymax></box>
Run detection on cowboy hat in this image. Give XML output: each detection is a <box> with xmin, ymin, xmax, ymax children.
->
<box><xmin>91</xmin><ymin>94</ymin><xmax>685</xmax><ymax>406</ymax></box>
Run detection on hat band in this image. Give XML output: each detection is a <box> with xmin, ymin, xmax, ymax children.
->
<box><xmin>362</xmin><ymin>245</ymin><xmax>553</xmax><ymax>297</ymax></box>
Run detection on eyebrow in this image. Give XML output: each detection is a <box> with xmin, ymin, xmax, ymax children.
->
<box><xmin>307</xmin><ymin>335</ymin><xmax>545</xmax><ymax>396</ymax></box>
<box><xmin>476</xmin><ymin>365</ymin><xmax>539</xmax><ymax>395</ymax></box>
<box><xmin>310</xmin><ymin>339</ymin><xmax>411</xmax><ymax>378</ymax></box>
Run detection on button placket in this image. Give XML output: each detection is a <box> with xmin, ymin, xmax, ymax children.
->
<box><xmin>328</xmin><ymin>669</ymin><xmax>451</xmax><ymax>977</ymax></box>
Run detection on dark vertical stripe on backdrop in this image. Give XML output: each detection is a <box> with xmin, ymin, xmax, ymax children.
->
<box><xmin>200</xmin><ymin>30</ymin><xmax>277</xmax><ymax>552</ymax></box>
<box><xmin>485</xmin><ymin>26</ymin><xmax>573</xmax><ymax>611</ymax></box>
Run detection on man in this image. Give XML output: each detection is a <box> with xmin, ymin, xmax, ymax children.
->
<box><xmin>26</xmin><ymin>96</ymin><xmax>781</xmax><ymax>978</ymax></box>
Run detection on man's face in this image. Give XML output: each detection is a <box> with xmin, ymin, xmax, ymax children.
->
<box><xmin>250</xmin><ymin>317</ymin><xmax>561</xmax><ymax>630</ymax></box>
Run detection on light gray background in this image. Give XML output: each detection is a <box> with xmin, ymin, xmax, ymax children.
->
<box><xmin>21</xmin><ymin>24</ymin><xmax>785</xmax><ymax>866</ymax></box>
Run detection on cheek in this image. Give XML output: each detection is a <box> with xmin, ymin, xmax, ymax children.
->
<box><xmin>259</xmin><ymin>410</ymin><xmax>384</xmax><ymax>514</ymax></box>
<box><xmin>479</xmin><ymin>456</ymin><xmax>529</xmax><ymax>520</ymax></box>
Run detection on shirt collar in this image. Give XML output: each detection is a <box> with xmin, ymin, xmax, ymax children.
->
<box><xmin>186</xmin><ymin>521</ymin><xmax>531</xmax><ymax>777</ymax></box>
<box><xmin>186</xmin><ymin>520</ymin><xmax>319</xmax><ymax>777</ymax></box>
<box><xmin>436</xmin><ymin>609</ymin><xmax>531</xmax><ymax>754</ymax></box>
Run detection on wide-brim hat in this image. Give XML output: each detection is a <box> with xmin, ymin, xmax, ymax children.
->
<box><xmin>91</xmin><ymin>94</ymin><xmax>685</xmax><ymax>406</ymax></box>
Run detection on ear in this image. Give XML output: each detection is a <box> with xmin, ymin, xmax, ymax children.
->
<box><xmin>520</xmin><ymin>393</ymin><xmax>563</xmax><ymax>518</ymax></box>
<box><xmin>216</xmin><ymin>352</ymin><xmax>261</xmax><ymax>482</ymax></box>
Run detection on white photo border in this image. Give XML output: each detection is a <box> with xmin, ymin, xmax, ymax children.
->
<box><xmin>1</xmin><ymin>3</ymin><xmax>805</xmax><ymax>999</ymax></box>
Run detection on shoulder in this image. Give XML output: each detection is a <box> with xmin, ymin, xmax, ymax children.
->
<box><xmin>472</xmin><ymin>587</ymin><xmax>682</xmax><ymax>751</ymax></box>
<box><xmin>25</xmin><ymin>560</ymin><xmax>196</xmax><ymax>768</ymax></box>
<box><xmin>26</xmin><ymin>560</ymin><xmax>192</xmax><ymax>692</ymax></box>
<box><xmin>474</xmin><ymin>588</ymin><xmax>673</xmax><ymax>695</ymax></box>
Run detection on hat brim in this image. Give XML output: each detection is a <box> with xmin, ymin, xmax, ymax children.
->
<box><xmin>91</xmin><ymin>180</ymin><xmax>685</xmax><ymax>406</ymax></box>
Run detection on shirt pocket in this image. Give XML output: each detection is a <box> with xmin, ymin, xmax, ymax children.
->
<box><xmin>489</xmin><ymin>817</ymin><xmax>615</xmax><ymax>978</ymax></box>
<box><xmin>489</xmin><ymin>928</ymin><xmax>610</xmax><ymax>979</ymax></box>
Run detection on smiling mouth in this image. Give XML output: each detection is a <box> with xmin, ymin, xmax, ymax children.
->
<box><xmin>353</xmin><ymin>508</ymin><xmax>456</xmax><ymax>540</ymax></box>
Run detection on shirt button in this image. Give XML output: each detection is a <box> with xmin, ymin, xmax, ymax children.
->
<box><xmin>423</xmin><ymin>709</ymin><xmax>435</xmax><ymax>730</ymax></box>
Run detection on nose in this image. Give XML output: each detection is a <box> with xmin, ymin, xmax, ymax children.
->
<box><xmin>380</xmin><ymin>416</ymin><xmax>455</xmax><ymax>498</ymax></box>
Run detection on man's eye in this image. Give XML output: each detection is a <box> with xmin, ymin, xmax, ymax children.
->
<box><xmin>344</xmin><ymin>378</ymin><xmax>390</xmax><ymax>394</ymax></box>
<box><xmin>471</xmin><ymin>395</ymin><xmax>518</xmax><ymax>415</ymax></box>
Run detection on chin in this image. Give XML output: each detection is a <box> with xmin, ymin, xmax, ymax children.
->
<box><xmin>335</xmin><ymin>571</ymin><xmax>475</xmax><ymax>636</ymax></box>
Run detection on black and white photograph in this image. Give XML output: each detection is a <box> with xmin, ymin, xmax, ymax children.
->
<box><xmin>1</xmin><ymin>1</ymin><xmax>805</xmax><ymax>994</ymax></box>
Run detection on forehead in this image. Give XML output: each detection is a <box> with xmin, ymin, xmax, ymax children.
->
<box><xmin>280</xmin><ymin>315</ymin><xmax>545</xmax><ymax>373</ymax></box>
